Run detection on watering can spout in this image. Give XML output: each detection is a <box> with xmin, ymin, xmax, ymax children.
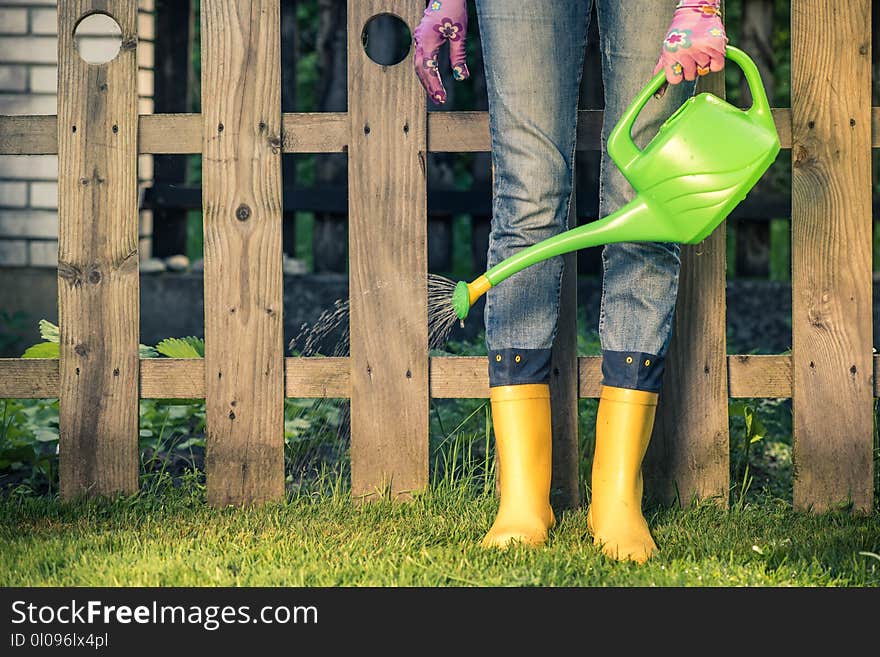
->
<box><xmin>453</xmin><ymin>197</ymin><xmax>654</xmax><ymax>321</ymax></box>
<box><xmin>452</xmin><ymin>45</ymin><xmax>780</xmax><ymax>323</ymax></box>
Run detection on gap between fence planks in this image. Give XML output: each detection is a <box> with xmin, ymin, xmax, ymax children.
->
<box><xmin>791</xmin><ymin>0</ymin><xmax>874</xmax><ymax>512</ymax></box>
<box><xmin>2</xmin><ymin>108</ymin><xmax>818</xmax><ymax>155</ymax></box>
<box><xmin>56</xmin><ymin>0</ymin><xmax>141</xmax><ymax>499</ymax></box>
<box><xmin>200</xmin><ymin>0</ymin><xmax>285</xmax><ymax>506</ymax></box>
<box><xmin>0</xmin><ymin>354</ymin><xmax>805</xmax><ymax>400</ymax></box>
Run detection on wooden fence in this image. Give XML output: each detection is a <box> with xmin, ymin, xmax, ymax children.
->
<box><xmin>0</xmin><ymin>0</ymin><xmax>875</xmax><ymax>511</ymax></box>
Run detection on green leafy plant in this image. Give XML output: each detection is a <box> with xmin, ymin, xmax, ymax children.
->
<box><xmin>7</xmin><ymin>319</ymin><xmax>352</xmax><ymax>495</ymax></box>
<box><xmin>21</xmin><ymin>342</ymin><xmax>58</xmax><ymax>359</ymax></box>
<box><xmin>22</xmin><ymin>320</ymin><xmax>160</xmax><ymax>360</ymax></box>
<box><xmin>730</xmin><ymin>400</ymin><xmax>767</xmax><ymax>505</ymax></box>
<box><xmin>0</xmin><ymin>398</ymin><xmax>59</xmax><ymax>495</ymax></box>
<box><xmin>155</xmin><ymin>336</ymin><xmax>205</xmax><ymax>359</ymax></box>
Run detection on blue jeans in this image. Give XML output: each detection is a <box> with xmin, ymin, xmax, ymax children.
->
<box><xmin>476</xmin><ymin>0</ymin><xmax>692</xmax><ymax>392</ymax></box>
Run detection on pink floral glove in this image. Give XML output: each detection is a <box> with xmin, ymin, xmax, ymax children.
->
<box><xmin>654</xmin><ymin>1</ymin><xmax>728</xmax><ymax>85</ymax></box>
<box><xmin>413</xmin><ymin>0</ymin><xmax>470</xmax><ymax>105</ymax></box>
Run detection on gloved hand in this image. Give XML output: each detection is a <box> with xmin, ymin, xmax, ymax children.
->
<box><xmin>654</xmin><ymin>1</ymin><xmax>728</xmax><ymax>86</ymax></box>
<box><xmin>413</xmin><ymin>0</ymin><xmax>470</xmax><ymax>105</ymax></box>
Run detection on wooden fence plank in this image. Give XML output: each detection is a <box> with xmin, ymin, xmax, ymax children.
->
<box><xmin>139</xmin><ymin>114</ymin><xmax>203</xmax><ymax>153</ymax></box>
<box><xmin>426</xmin><ymin>111</ymin><xmax>490</xmax><ymax>152</ymax></box>
<box><xmin>0</xmin><ymin>358</ymin><xmax>348</xmax><ymax>399</ymax></box>
<box><xmin>727</xmin><ymin>355</ymin><xmax>791</xmax><ymax>398</ymax></box>
<box><xmin>1</xmin><ymin>108</ymin><xmax>805</xmax><ymax>156</ymax></box>
<box><xmin>0</xmin><ymin>115</ymin><xmax>57</xmax><ymax>154</ymax></box>
<box><xmin>56</xmin><ymin>1</ymin><xmax>140</xmax><ymax>499</ymax></box>
<box><xmin>773</xmin><ymin>107</ymin><xmax>792</xmax><ymax>152</ymax></box>
<box><xmin>201</xmin><ymin>0</ymin><xmax>285</xmax><ymax>506</ymax></box>
<box><xmin>429</xmin><ymin>355</ymin><xmax>795</xmax><ymax>399</ymax></box>
<box><xmin>428</xmin><ymin>357</ymin><xmax>487</xmax><ymax>398</ymax></box>
<box><xmin>0</xmin><ymin>359</ymin><xmax>60</xmax><ymax>398</ymax></box>
<box><xmin>142</xmin><ymin>358</ymin><xmax>205</xmax><ymax>398</ymax></box>
<box><xmin>281</xmin><ymin>113</ymin><xmax>349</xmax><ymax>153</ymax></box>
<box><xmin>347</xmin><ymin>0</ymin><xmax>428</xmax><ymax>500</ymax></box>
<box><xmin>791</xmin><ymin>0</ymin><xmax>874</xmax><ymax>512</ymax></box>
<box><xmin>0</xmin><ymin>354</ymin><xmax>864</xmax><ymax>401</ymax></box>
<box><xmin>147</xmin><ymin>358</ymin><xmax>351</xmax><ymax>398</ymax></box>
<box><xmin>578</xmin><ymin>358</ymin><xmax>604</xmax><ymax>398</ymax></box>
<box><xmin>284</xmin><ymin>357</ymin><xmax>350</xmax><ymax>398</ymax></box>
<box><xmin>648</xmin><ymin>39</ymin><xmax>730</xmax><ymax>508</ymax></box>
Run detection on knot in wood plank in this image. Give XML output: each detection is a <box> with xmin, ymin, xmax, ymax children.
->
<box><xmin>235</xmin><ymin>204</ymin><xmax>252</xmax><ymax>221</ymax></box>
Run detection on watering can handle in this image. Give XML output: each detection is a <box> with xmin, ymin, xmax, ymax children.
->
<box><xmin>607</xmin><ymin>46</ymin><xmax>773</xmax><ymax>173</ymax></box>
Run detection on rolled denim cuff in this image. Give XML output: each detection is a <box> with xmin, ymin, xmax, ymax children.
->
<box><xmin>488</xmin><ymin>348</ymin><xmax>552</xmax><ymax>387</ymax></box>
<box><xmin>601</xmin><ymin>350</ymin><xmax>666</xmax><ymax>393</ymax></box>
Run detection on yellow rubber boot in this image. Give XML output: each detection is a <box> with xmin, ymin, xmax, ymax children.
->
<box><xmin>481</xmin><ymin>384</ymin><xmax>555</xmax><ymax>548</ymax></box>
<box><xmin>587</xmin><ymin>385</ymin><xmax>659</xmax><ymax>564</ymax></box>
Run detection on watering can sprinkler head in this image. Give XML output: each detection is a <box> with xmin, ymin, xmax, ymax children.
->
<box><xmin>452</xmin><ymin>281</ymin><xmax>470</xmax><ymax>321</ymax></box>
<box><xmin>453</xmin><ymin>275</ymin><xmax>490</xmax><ymax>321</ymax></box>
<box><xmin>452</xmin><ymin>46</ymin><xmax>780</xmax><ymax>322</ymax></box>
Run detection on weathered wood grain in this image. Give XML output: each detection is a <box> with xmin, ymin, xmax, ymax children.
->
<box><xmin>0</xmin><ymin>108</ymin><xmax>804</xmax><ymax>155</ymax></box>
<box><xmin>649</xmin><ymin>39</ymin><xmax>730</xmax><ymax>508</ymax></box>
<box><xmin>56</xmin><ymin>1</ymin><xmax>140</xmax><ymax>499</ymax></box>
<box><xmin>284</xmin><ymin>357</ymin><xmax>350</xmax><ymax>398</ymax></box>
<box><xmin>791</xmin><ymin>0</ymin><xmax>874</xmax><ymax>512</ymax></box>
<box><xmin>0</xmin><ymin>115</ymin><xmax>57</xmax><ymax>154</ymax></box>
<box><xmin>427</xmin><ymin>111</ymin><xmax>490</xmax><ymax>152</ymax></box>
<box><xmin>0</xmin><ymin>358</ymin><xmax>348</xmax><ymax>399</ymax></box>
<box><xmin>1</xmin><ymin>354</ymin><xmax>869</xmax><ymax>401</ymax></box>
<box><xmin>773</xmin><ymin>107</ymin><xmax>792</xmax><ymax>151</ymax></box>
<box><xmin>427</xmin><ymin>357</ymin><xmax>486</xmax><ymax>398</ymax></box>
<box><xmin>284</xmin><ymin>112</ymin><xmax>348</xmax><ymax>154</ymax></box>
<box><xmin>201</xmin><ymin>0</ymin><xmax>285</xmax><ymax>506</ymax></box>
<box><xmin>578</xmin><ymin>357</ymin><xmax>604</xmax><ymax>398</ymax></box>
<box><xmin>141</xmin><ymin>358</ymin><xmax>205</xmax><ymax>398</ymax></box>
<box><xmin>347</xmin><ymin>1</ymin><xmax>428</xmax><ymax>500</ymax></box>
<box><xmin>0</xmin><ymin>359</ymin><xmax>61</xmax><ymax>398</ymax></box>
<box><xmin>139</xmin><ymin>113</ymin><xmax>202</xmax><ymax>153</ymax></box>
<box><xmin>727</xmin><ymin>355</ymin><xmax>791</xmax><ymax>398</ymax></box>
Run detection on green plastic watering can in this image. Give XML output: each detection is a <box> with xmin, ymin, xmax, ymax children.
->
<box><xmin>453</xmin><ymin>45</ymin><xmax>780</xmax><ymax>321</ymax></box>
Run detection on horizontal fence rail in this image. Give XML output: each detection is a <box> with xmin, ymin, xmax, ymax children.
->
<box><xmin>137</xmin><ymin>184</ymin><xmax>880</xmax><ymax>223</ymax></box>
<box><xmin>16</xmin><ymin>107</ymin><xmax>880</xmax><ymax>155</ymax></box>
<box><xmin>8</xmin><ymin>352</ymin><xmax>880</xmax><ymax>400</ymax></box>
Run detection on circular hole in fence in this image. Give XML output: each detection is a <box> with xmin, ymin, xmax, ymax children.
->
<box><xmin>74</xmin><ymin>13</ymin><xmax>123</xmax><ymax>65</ymax></box>
<box><xmin>361</xmin><ymin>13</ymin><xmax>411</xmax><ymax>66</ymax></box>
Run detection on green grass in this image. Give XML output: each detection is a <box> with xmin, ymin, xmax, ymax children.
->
<box><xmin>2</xmin><ymin>331</ymin><xmax>877</xmax><ymax>587</ymax></box>
<box><xmin>1</xmin><ymin>474</ymin><xmax>877</xmax><ymax>587</ymax></box>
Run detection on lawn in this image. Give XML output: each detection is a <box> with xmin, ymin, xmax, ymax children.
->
<box><xmin>1</xmin><ymin>472</ymin><xmax>878</xmax><ymax>587</ymax></box>
<box><xmin>2</xmin><ymin>326</ymin><xmax>878</xmax><ymax>587</ymax></box>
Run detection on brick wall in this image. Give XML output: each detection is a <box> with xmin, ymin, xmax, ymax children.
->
<box><xmin>0</xmin><ymin>0</ymin><xmax>155</xmax><ymax>267</ymax></box>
